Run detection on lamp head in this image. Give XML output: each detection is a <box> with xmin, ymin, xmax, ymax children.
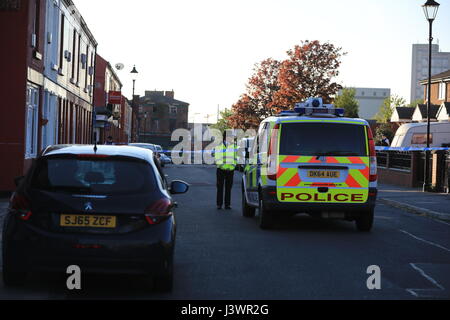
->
<box><xmin>130</xmin><ymin>65</ymin><xmax>138</xmax><ymax>81</ymax></box>
<box><xmin>422</xmin><ymin>0</ymin><xmax>440</xmax><ymax>21</ymax></box>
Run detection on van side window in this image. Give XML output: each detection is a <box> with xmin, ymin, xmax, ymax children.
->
<box><xmin>258</xmin><ymin>123</ymin><xmax>269</xmax><ymax>154</ymax></box>
<box><xmin>411</xmin><ymin>133</ymin><xmax>433</xmax><ymax>145</ymax></box>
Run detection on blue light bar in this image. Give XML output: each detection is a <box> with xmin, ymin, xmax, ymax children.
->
<box><xmin>278</xmin><ymin>110</ymin><xmax>298</xmax><ymax>116</ymax></box>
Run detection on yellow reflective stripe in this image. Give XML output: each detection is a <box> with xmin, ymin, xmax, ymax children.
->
<box><xmin>349</xmin><ymin>170</ymin><xmax>368</xmax><ymax>187</ymax></box>
<box><xmin>364</xmin><ymin>127</ymin><xmax>369</xmax><ymax>156</ymax></box>
<box><xmin>336</xmin><ymin>157</ymin><xmax>352</xmax><ymax>164</ymax></box>
<box><xmin>277</xmin><ymin>168</ymin><xmax>298</xmax><ymax>186</ymax></box>
<box><xmin>281</xmin><ymin>119</ymin><xmax>366</xmax><ymax>125</ymax></box>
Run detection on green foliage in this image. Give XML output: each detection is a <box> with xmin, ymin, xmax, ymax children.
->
<box><xmin>334</xmin><ymin>88</ymin><xmax>359</xmax><ymax>118</ymax></box>
<box><xmin>375</xmin><ymin>95</ymin><xmax>406</xmax><ymax>123</ymax></box>
<box><xmin>407</xmin><ymin>98</ymin><xmax>424</xmax><ymax>108</ymax></box>
<box><xmin>210</xmin><ymin>109</ymin><xmax>234</xmax><ymax>133</ymax></box>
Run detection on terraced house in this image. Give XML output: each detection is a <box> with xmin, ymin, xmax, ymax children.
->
<box><xmin>0</xmin><ymin>0</ymin><xmax>97</xmax><ymax>191</ymax></box>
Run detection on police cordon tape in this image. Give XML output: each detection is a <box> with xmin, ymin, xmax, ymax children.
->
<box><xmin>162</xmin><ymin>148</ymin><xmax>449</xmax><ymax>153</ymax></box>
<box><xmin>375</xmin><ymin>147</ymin><xmax>450</xmax><ymax>152</ymax></box>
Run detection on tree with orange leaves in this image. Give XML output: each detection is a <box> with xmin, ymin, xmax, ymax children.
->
<box><xmin>228</xmin><ymin>41</ymin><xmax>345</xmax><ymax>128</ymax></box>
<box><xmin>273</xmin><ymin>40</ymin><xmax>344</xmax><ymax>109</ymax></box>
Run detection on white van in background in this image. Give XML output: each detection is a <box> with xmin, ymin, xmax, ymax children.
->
<box><xmin>391</xmin><ymin>122</ymin><xmax>450</xmax><ymax>148</ymax></box>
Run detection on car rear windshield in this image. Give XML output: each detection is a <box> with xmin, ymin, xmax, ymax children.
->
<box><xmin>279</xmin><ymin>122</ymin><xmax>368</xmax><ymax>156</ymax></box>
<box><xmin>31</xmin><ymin>156</ymin><xmax>158</xmax><ymax>195</ymax></box>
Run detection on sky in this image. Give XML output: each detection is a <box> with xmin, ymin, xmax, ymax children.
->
<box><xmin>74</xmin><ymin>0</ymin><xmax>450</xmax><ymax>123</ymax></box>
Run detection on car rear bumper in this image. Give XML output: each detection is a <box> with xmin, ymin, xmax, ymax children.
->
<box><xmin>260</xmin><ymin>186</ymin><xmax>377</xmax><ymax>214</ymax></box>
<box><xmin>3</xmin><ymin>217</ymin><xmax>175</xmax><ymax>275</ymax></box>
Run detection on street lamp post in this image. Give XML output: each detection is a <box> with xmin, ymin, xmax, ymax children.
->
<box><xmin>422</xmin><ymin>0</ymin><xmax>440</xmax><ymax>192</ymax></box>
<box><xmin>130</xmin><ymin>65</ymin><xmax>139</xmax><ymax>142</ymax></box>
<box><xmin>143</xmin><ymin>112</ymin><xmax>148</xmax><ymax>143</ymax></box>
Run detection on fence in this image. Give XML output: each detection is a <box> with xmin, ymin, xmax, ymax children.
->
<box><xmin>376</xmin><ymin>148</ymin><xmax>449</xmax><ymax>192</ymax></box>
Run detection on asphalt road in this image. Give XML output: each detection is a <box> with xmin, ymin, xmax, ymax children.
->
<box><xmin>1</xmin><ymin>165</ymin><xmax>450</xmax><ymax>300</ymax></box>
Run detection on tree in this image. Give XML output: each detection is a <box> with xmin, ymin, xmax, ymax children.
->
<box><xmin>375</xmin><ymin>95</ymin><xmax>406</xmax><ymax>123</ymax></box>
<box><xmin>334</xmin><ymin>88</ymin><xmax>359</xmax><ymax>118</ymax></box>
<box><xmin>227</xmin><ymin>94</ymin><xmax>261</xmax><ymax>130</ymax></box>
<box><xmin>246</xmin><ymin>58</ymin><xmax>281</xmax><ymax>119</ymax></box>
<box><xmin>374</xmin><ymin>94</ymin><xmax>406</xmax><ymax>145</ymax></box>
<box><xmin>273</xmin><ymin>40</ymin><xmax>345</xmax><ymax>109</ymax></box>
<box><xmin>210</xmin><ymin>109</ymin><xmax>234</xmax><ymax>133</ymax></box>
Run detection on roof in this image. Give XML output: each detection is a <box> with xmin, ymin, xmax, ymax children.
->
<box><xmin>419</xmin><ymin>69</ymin><xmax>450</xmax><ymax>84</ymax></box>
<box><xmin>394</xmin><ymin>107</ymin><xmax>415</xmax><ymax>120</ymax></box>
<box><xmin>415</xmin><ymin>104</ymin><xmax>440</xmax><ymax>118</ymax></box>
<box><xmin>42</xmin><ymin>145</ymin><xmax>155</xmax><ymax>163</ymax></box>
<box><xmin>263</xmin><ymin>115</ymin><xmax>369</xmax><ymax>126</ymax></box>
<box><xmin>396</xmin><ymin>121</ymin><xmax>450</xmax><ymax>135</ymax></box>
<box><xmin>140</xmin><ymin>95</ymin><xmax>189</xmax><ymax>107</ymax></box>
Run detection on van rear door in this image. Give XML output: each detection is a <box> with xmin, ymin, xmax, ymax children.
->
<box><xmin>276</xmin><ymin>121</ymin><xmax>370</xmax><ymax>204</ymax></box>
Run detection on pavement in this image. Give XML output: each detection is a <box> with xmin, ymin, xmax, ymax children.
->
<box><xmin>378</xmin><ymin>184</ymin><xmax>450</xmax><ymax>222</ymax></box>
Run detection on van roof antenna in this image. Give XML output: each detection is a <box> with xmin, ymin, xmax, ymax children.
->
<box><xmin>93</xmin><ymin>132</ymin><xmax>98</xmax><ymax>153</ymax></box>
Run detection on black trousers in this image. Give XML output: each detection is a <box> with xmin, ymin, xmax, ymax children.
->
<box><xmin>216</xmin><ymin>168</ymin><xmax>235</xmax><ymax>207</ymax></box>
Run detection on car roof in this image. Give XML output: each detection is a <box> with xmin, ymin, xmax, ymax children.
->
<box><xmin>42</xmin><ymin>145</ymin><xmax>155</xmax><ymax>163</ymax></box>
<box><xmin>263</xmin><ymin>115</ymin><xmax>369</xmax><ymax>126</ymax></box>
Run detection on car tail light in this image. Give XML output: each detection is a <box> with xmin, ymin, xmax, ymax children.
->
<box><xmin>367</xmin><ymin>126</ymin><xmax>378</xmax><ymax>182</ymax></box>
<box><xmin>144</xmin><ymin>198</ymin><xmax>173</xmax><ymax>225</ymax></box>
<box><xmin>10</xmin><ymin>193</ymin><xmax>33</xmax><ymax>221</ymax></box>
<box><xmin>268</xmin><ymin>124</ymin><xmax>280</xmax><ymax>181</ymax></box>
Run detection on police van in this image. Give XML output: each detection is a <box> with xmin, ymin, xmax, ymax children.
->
<box><xmin>242</xmin><ymin>98</ymin><xmax>378</xmax><ymax>232</ymax></box>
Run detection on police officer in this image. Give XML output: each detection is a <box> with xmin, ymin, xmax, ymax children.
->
<box><xmin>214</xmin><ymin>131</ymin><xmax>238</xmax><ymax>210</ymax></box>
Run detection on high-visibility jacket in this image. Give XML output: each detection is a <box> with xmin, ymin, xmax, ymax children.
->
<box><xmin>215</xmin><ymin>143</ymin><xmax>237</xmax><ymax>171</ymax></box>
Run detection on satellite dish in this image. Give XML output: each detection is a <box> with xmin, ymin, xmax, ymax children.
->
<box><xmin>115</xmin><ymin>63</ymin><xmax>124</xmax><ymax>71</ymax></box>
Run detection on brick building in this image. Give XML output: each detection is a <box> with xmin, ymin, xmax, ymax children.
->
<box><xmin>0</xmin><ymin>0</ymin><xmax>98</xmax><ymax>192</ymax></box>
<box><xmin>93</xmin><ymin>54</ymin><xmax>125</xmax><ymax>144</ymax></box>
<box><xmin>137</xmin><ymin>91</ymin><xmax>189</xmax><ymax>148</ymax></box>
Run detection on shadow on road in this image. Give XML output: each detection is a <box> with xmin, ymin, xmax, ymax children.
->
<box><xmin>252</xmin><ymin>214</ymin><xmax>362</xmax><ymax>234</ymax></box>
<box><xmin>0</xmin><ymin>272</ymin><xmax>170</xmax><ymax>299</ymax></box>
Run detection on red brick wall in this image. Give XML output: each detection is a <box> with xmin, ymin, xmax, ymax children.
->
<box><xmin>0</xmin><ymin>1</ymin><xmax>40</xmax><ymax>191</ymax></box>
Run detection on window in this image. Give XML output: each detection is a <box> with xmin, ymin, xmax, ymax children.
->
<box><xmin>77</xmin><ymin>34</ymin><xmax>81</xmax><ymax>84</ymax></box>
<box><xmin>412</xmin><ymin>133</ymin><xmax>433</xmax><ymax>145</ymax></box>
<box><xmin>25</xmin><ymin>85</ymin><xmax>40</xmax><ymax>159</ymax></box>
<box><xmin>153</xmin><ymin>106</ymin><xmax>157</xmax><ymax>113</ymax></box>
<box><xmin>170</xmin><ymin>106</ymin><xmax>177</xmax><ymax>114</ymax></box>
<box><xmin>58</xmin><ymin>14</ymin><xmax>65</xmax><ymax>71</ymax></box>
<box><xmin>438</xmin><ymin>82</ymin><xmax>446</xmax><ymax>100</ymax></box>
<box><xmin>152</xmin><ymin>119</ymin><xmax>159</xmax><ymax>131</ymax></box>
<box><xmin>33</xmin><ymin>0</ymin><xmax>40</xmax><ymax>50</ymax></box>
<box><xmin>31</xmin><ymin>157</ymin><xmax>158</xmax><ymax>195</ymax></box>
<box><xmin>71</xmin><ymin>30</ymin><xmax>77</xmax><ymax>80</ymax></box>
<box><xmin>84</xmin><ymin>46</ymin><xmax>89</xmax><ymax>89</ymax></box>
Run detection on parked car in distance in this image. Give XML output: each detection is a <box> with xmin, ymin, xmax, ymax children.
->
<box><xmin>129</xmin><ymin>143</ymin><xmax>162</xmax><ymax>166</ymax></box>
<box><xmin>154</xmin><ymin>145</ymin><xmax>171</xmax><ymax>167</ymax></box>
<box><xmin>391</xmin><ymin>122</ymin><xmax>450</xmax><ymax>148</ymax></box>
<box><xmin>2</xmin><ymin>145</ymin><xmax>189</xmax><ymax>292</ymax></box>
<box><xmin>160</xmin><ymin>153</ymin><xmax>172</xmax><ymax>166</ymax></box>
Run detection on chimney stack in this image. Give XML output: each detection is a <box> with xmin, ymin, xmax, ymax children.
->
<box><xmin>165</xmin><ymin>90</ymin><xmax>175</xmax><ymax>99</ymax></box>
